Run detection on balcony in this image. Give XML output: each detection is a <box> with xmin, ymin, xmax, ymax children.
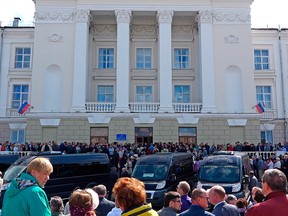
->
<box><xmin>173</xmin><ymin>103</ymin><xmax>202</xmax><ymax>113</ymax></box>
<box><xmin>85</xmin><ymin>102</ymin><xmax>202</xmax><ymax>113</ymax></box>
<box><xmin>6</xmin><ymin>108</ymin><xmax>29</xmax><ymax>117</ymax></box>
<box><xmin>85</xmin><ymin>103</ymin><xmax>116</xmax><ymax>112</ymax></box>
<box><xmin>260</xmin><ymin>109</ymin><xmax>277</xmax><ymax>119</ymax></box>
<box><xmin>129</xmin><ymin>103</ymin><xmax>160</xmax><ymax>113</ymax></box>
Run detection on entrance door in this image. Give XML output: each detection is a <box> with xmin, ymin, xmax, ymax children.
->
<box><xmin>178</xmin><ymin>127</ymin><xmax>197</xmax><ymax>144</ymax></box>
<box><xmin>135</xmin><ymin>127</ymin><xmax>153</xmax><ymax>145</ymax></box>
<box><xmin>90</xmin><ymin>127</ymin><xmax>108</xmax><ymax>144</ymax></box>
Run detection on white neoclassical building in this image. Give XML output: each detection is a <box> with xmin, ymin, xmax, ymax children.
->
<box><xmin>0</xmin><ymin>0</ymin><xmax>287</xmax><ymax>145</ymax></box>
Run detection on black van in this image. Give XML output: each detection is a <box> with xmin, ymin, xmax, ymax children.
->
<box><xmin>0</xmin><ymin>152</ymin><xmax>110</xmax><ymax>207</ymax></box>
<box><xmin>197</xmin><ymin>151</ymin><xmax>250</xmax><ymax>198</ymax></box>
<box><xmin>131</xmin><ymin>152</ymin><xmax>195</xmax><ymax>208</ymax></box>
<box><xmin>0</xmin><ymin>154</ymin><xmax>20</xmax><ymax>173</ymax></box>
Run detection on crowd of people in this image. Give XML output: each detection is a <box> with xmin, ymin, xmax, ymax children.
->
<box><xmin>0</xmin><ymin>156</ymin><xmax>287</xmax><ymax>216</ymax></box>
<box><xmin>0</xmin><ymin>140</ymin><xmax>288</xmax><ymax>216</ymax></box>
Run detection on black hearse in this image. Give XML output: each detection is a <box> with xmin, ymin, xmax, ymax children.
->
<box><xmin>0</xmin><ymin>152</ymin><xmax>110</xmax><ymax>207</ymax></box>
<box><xmin>131</xmin><ymin>152</ymin><xmax>195</xmax><ymax>207</ymax></box>
<box><xmin>197</xmin><ymin>151</ymin><xmax>250</xmax><ymax>198</ymax></box>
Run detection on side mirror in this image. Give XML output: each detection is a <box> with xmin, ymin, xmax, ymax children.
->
<box><xmin>242</xmin><ymin>175</ymin><xmax>249</xmax><ymax>185</ymax></box>
<box><xmin>169</xmin><ymin>174</ymin><xmax>176</xmax><ymax>182</ymax></box>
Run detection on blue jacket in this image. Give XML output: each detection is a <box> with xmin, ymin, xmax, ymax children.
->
<box><xmin>180</xmin><ymin>204</ymin><xmax>215</xmax><ymax>216</ymax></box>
<box><xmin>212</xmin><ymin>202</ymin><xmax>240</xmax><ymax>216</ymax></box>
<box><xmin>1</xmin><ymin>173</ymin><xmax>51</xmax><ymax>216</ymax></box>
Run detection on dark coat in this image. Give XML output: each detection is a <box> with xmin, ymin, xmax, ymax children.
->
<box><xmin>95</xmin><ymin>197</ymin><xmax>115</xmax><ymax>216</ymax></box>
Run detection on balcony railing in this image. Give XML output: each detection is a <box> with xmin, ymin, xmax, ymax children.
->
<box><xmin>85</xmin><ymin>103</ymin><xmax>116</xmax><ymax>112</ymax></box>
<box><xmin>173</xmin><ymin>103</ymin><xmax>202</xmax><ymax>112</ymax></box>
<box><xmin>6</xmin><ymin>108</ymin><xmax>29</xmax><ymax>117</ymax></box>
<box><xmin>260</xmin><ymin>109</ymin><xmax>277</xmax><ymax>119</ymax></box>
<box><xmin>129</xmin><ymin>103</ymin><xmax>160</xmax><ymax>113</ymax></box>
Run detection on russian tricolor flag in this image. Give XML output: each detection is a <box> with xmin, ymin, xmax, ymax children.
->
<box><xmin>255</xmin><ymin>102</ymin><xmax>265</xmax><ymax>113</ymax></box>
<box><xmin>18</xmin><ymin>102</ymin><xmax>30</xmax><ymax>114</ymax></box>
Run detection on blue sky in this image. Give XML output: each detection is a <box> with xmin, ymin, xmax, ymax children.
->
<box><xmin>0</xmin><ymin>0</ymin><xmax>287</xmax><ymax>28</ymax></box>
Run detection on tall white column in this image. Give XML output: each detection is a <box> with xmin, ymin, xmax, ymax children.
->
<box><xmin>70</xmin><ymin>10</ymin><xmax>90</xmax><ymax>112</ymax></box>
<box><xmin>157</xmin><ymin>10</ymin><xmax>174</xmax><ymax>113</ymax></box>
<box><xmin>197</xmin><ymin>10</ymin><xmax>217</xmax><ymax>113</ymax></box>
<box><xmin>114</xmin><ymin>9</ymin><xmax>131</xmax><ymax>113</ymax></box>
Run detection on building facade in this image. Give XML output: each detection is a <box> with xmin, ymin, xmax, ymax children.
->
<box><xmin>0</xmin><ymin>0</ymin><xmax>287</xmax><ymax>145</ymax></box>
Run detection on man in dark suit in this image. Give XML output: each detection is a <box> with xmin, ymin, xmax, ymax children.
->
<box><xmin>208</xmin><ymin>185</ymin><xmax>240</xmax><ymax>216</ymax></box>
<box><xmin>93</xmin><ymin>184</ymin><xmax>115</xmax><ymax>216</ymax></box>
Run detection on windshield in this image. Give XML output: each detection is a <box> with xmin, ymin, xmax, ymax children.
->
<box><xmin>3</xmin><ymin>165</ymin><xmax>27</xmax><ymax>182</ymax></box>
<box><xmin>132</xmin><ymin>165</ymin><xmax>168</xmax><ymax>181</ymax></box>
<box><xmin>199</xmin><ymin>165</ymin><xmax>240</xmax><ymax>183</ymax></box>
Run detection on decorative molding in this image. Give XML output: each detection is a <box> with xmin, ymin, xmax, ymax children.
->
<box><xmin>35</xmin><ymin>9</ymin><xmax>75</xmax><ymax>23</ymax></box>
<box><xmin>133</xmin><ymin>113</ymin><xmax>155</xmax><ymax>124</ymax></box>
<box><xmin>115</xmin><ymin>9</ymin><xmax>132</xmax><ymax>23</ymax></box>
<box><xmin>213</xmin><ymin>9</ymin><xmax>251</xmax><ymax>24</ymax></box>
<box><xmin>88</xmin><ymin>114</ymin><xmax>111</xmax><ymax>124</ymax></box>
<box><xmin>131</xmin><ymin>25</ymin><xmax>157</xmax><ymax>38</ymax></box>
<box><xmin>172</xmin><ymin>25</ymin><xmax>196</xmax><ymax>40</ymax></box>
<box><xmin>177</xmin><ymin>114</ymin><xmax>199</xmax><ymax>124</ymax></box>
<box><xmin>227</xmin><ymin>119</ymin><xmax>247</xmax><ymax>126</ymax></box>
<box><xmin>40</xmin><ymin>119</ymin><xmax>61</xmax><ymax>126</ymax></box>
<box><xmin>157</xmin><ymin>10</ymin><xmax>174</xmax><ymax>23</ymax></box>
<box><xmin>9</xmin><ymin>123</ymin><xmax>27</xmax><ymax>130</ymax></box>
<box><xmin>196</xmin><ymin>10</ymin><xmax>213</xmax><ymax>24</ymax></box>
<box><xmin>225</xmin><ymin>35</ymin><xmax>239</xmax><ymax>44</ymax></box>
<box><xmin>91</xmin><ymin>24</ymin><xmax>117</xmax><ymax>37</ymax></box>
<box><xmin>48</xmin><ymin>33</ymin><xmax>63</xmax><ymax>42</ymax></box>
<box><xmin>260</xmin><ymin>124</ymin><xmax>275</xmax><ymax>131</ymax></box>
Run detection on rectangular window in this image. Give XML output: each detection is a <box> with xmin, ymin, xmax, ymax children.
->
<box><xmin>260</xmin><ymin>130</ymin><xmax>273</xmax><ymax>144</ymax></box>
<box><xmin>97</xmin><ymin>85</ymin><xmax>114</xmax><ymax>102</ymax></box>
<box><xmin>254</xmin><ymin>49</ymin><xmax>269</xmax><ymax>70</ymax></box>
<box><xmin>256</xmin><ymin>86</ymin><xmax>272</xmax><ymax>109</ymax></box>
<box><xmin>14</xmin><ymin>47</ymin><xmax>31</xmax><ymax>68</ymax></box>
<box><xmin>12</xmin><ymin>85</ymin><xmax>29</xmax><ymax>109</ymax></box>
<box><xmin>174</xmin><ymin>85</ymin><xmax>190</xmax><ymax>103</ymax></box>
<box><xmin>98</xmin><ymin>48</ymin><xmax>114</xmax><ymax>69</ymax></box>
<box><xmin>11</xmin><ymin>130</ymin><xmax>25</xmax><ymax>144</ymax></box>
<box><xmin>136</xmin><ymin>48</ymin><xmax>152</xmax><ymax>69</ymax></box>
<box><xmin>136</xmin><ymin>86</ymin><xmax>152</xmax><ymax>102</ymax></box>
<box><xmin>174</xmin><ymin>48</ymin><xmax>189</xmax><ymax>69</ymax></box>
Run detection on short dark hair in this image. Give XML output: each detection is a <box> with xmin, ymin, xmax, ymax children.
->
<box><xmin>191</xmin><ymin>188</ymin><xmax>206</xmax><ymax>200</ymax></box>
<box><xmin>50</xmin><ymin>196</ymin><xmax>64</xmax><ymax>212</ymax></box>
<box><xmin>262</xmin><ymin>169</ymin><xmax>287</xmax><ymax>193</ymax></box>
<box><xmin>254</xmin><ymin>190</ymin><xmax>265</xmax><ymax>203</ymax></box>
<box><xmin>163</xmin><ymin>191</ymin><xmax>181</xmax><ymax>207</ymax></box>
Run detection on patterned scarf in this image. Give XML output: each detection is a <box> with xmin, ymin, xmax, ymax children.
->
<box><xmin>69</xmin><ymin>205</ymin><xmax>95</xmax><ymax>216</ymax></box>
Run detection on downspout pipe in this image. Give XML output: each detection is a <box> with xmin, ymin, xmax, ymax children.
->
<box><xmin>278</xmin><ymin>27</ymin><xmax>287</xmax><ymax>142</ymax></box>
<box><xmin>0</xmin><ymin>27</ymin><xmax>4</xmax><ymax>74</ymax></box>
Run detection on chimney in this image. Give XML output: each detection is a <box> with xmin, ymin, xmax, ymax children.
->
<box><xmin>13</xmin><ymin>17</ymin><xmax>21</xmax><ymax>27</ymax></box>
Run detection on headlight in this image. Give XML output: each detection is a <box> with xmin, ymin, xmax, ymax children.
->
<box><xmin>197</xmin><ymin>181</ymin><xmax>202</xmax><ymax>188</ymax></box>
<box><xmin>156</xmin><ymin>181</ymin><xmax>166</xmax><ymax>189</ymax></box>
<box><xmin>232</xmin><ymin>183</ymin><xmax>241</xmax><ymax>192</ymax></box>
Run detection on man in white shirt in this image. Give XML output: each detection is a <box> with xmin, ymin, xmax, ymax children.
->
<box><xmin>273</xmin><ymin>157</ymin><xmax>281</xmax><ymax>169</ymax></box>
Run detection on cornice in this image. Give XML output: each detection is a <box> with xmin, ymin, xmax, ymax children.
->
<box><xmin>157</xmin><ymin>10</ymin><xmax>174</xmax><ymax>23</ymax></box>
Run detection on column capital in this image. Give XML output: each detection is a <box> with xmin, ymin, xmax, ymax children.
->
<box><xmin>196</xmin><ymin>10</ymin><xmax>213</xmax><ymax>24</ymax></box>
<box><xmin>75</xmin><ymin>9</ymin><xmax>90</xmax><ymax>23</ymax></box>
<box><xmin>115</xmin><ymin>9</ymin><xmax>132</xmax><ymax>23</ymax></box>
<box><xmin>157</xmin><ymin>10</ymin><xmax>174</xmax><ymax>23</ymax></box>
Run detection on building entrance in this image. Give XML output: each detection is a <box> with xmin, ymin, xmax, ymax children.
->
<box><xmin>135</xmin><ymin>127</ymin><xmax>153</xmax><ymax>145</ymax></box>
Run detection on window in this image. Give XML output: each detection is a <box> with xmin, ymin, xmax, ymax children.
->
<box><xmin>174</xmin><ymin>48</ymin><xmax>189</xmax><ymax>69</ymax></box>
<box><xmin>174</xmin><ymin>85</ymin><xmax>190</xmax><ymax>103</ymax></box>
<box><xmin>12</xmin><ymin>85</ymin><xmax>29</xmax><ymax>109</ymax></box>
<box><xmin>136</xmin><ymin>86</ymin><xmax>152</xmax><ymax>102</ymax></box>
<box><xmin>98</xmin><ymin>48</ymin><xmax>114</xmax><ymax>69</ymax></box>
<box><xmin>261</xmin><ymin>130</ymin><xmax>273</xmax><ymax>144</ymax></box>
<box><xmin>256</xmin><ymin>86</ymin><xmax>271</xmax><ymax>109</ymax></box>
<box><xmin>136</xmin><ymin>48</ymin><xmax>152</xmax><ymax>69</ymax></box>
<box><xmin>14</xmin><ymin>47</ymin><xmax>31</xmax><ymax>68</ymax></box>
<box><xmin>254</xmin><ymin>49</ymin><xmax>269</xmax><ymax>70</ymax></box>
<box><xmin>97</xmin><ymin>85</ymin><xmax>114</xmax><ymax>102</ymax></box>
<box><xmin>11</xmin><ymin>130</ymin><xmax>25</xmax><ymax>144</ymax></box>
